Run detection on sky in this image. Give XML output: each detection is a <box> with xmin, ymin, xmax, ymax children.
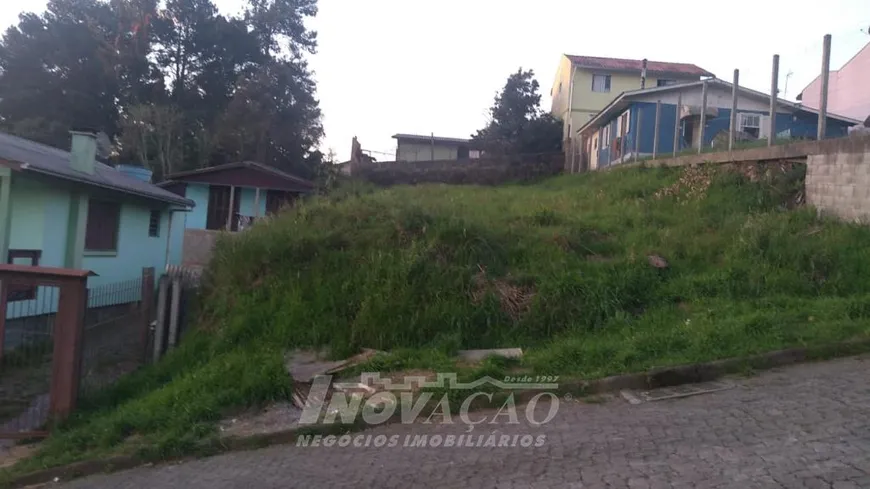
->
<box><xmin>2</xmin><ymin>0</ymin><xmax>869</xmax><ymax>161</ymax></box>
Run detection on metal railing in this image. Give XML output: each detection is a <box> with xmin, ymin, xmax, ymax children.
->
<box><xmin>0</xmin><ymin>285</ymin><xmax>59</xmax><ymax>439</ymax></box>
<box><xmin>0</xmin><ymin>266</ymin><xmax>154</xmax><ymax>440</ymax></box>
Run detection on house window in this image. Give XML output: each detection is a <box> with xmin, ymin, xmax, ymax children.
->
<box><xmin>85</xmin><ymin>200</ymin><xmax>121</xmax><ymax>252</ymax></box>
<box><xmin>148</xmin><ymin>210</ymin><xmax>161</xmax><ymax>237</ymax></box>
<box><xmin>657</xmin><ymin>79</ymin><xmax>678</xmax><ymax>87</ymax></box>
<box><xmin>621</xmin><ymin>112</ymin><xmax>630</xmax><ymax>134</ymax></box>
<box><xmin>602</xmin><ymin>124</ymin><xmax>611</xmax><ymax>143</ymax></box>
<box><xmin>738</xmin><ymin>113</ymin><xmax>761</xmax><ymax>138</ymax></box>
<box><xmin>592</xmin><ymin>74</ymin><xmax>611</xmax><ymax>93</ymax></box>
<box><xmin>6</xmin><ymin>250</ymin><xmax>41</xmax><ymax>301</ymax></box>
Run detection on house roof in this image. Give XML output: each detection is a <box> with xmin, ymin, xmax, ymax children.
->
<box><xmin>566</xmin><ymin>55</ymin><xmax>714</xmax><ymax>78</ymax></box>
<box><xmin>392</xmin><ymin>133</ymin><xmax>473</xmax><ymax>145</ymax></box>
<box><xmin>797</xmin><ymin>40</ymin><xmax>870</xmax><ymax>100</ymax></box>
<box><xmin>160</xmin><ymin>161</ymin><xmax>315</xmax><ymax>192</ymax></box>
<box><xmin>577</xmin><ymin>79</ymin><xmax>861</xmax><ymax>136</ymax></box>
<box><xmin>0</xmin><ymin>131</ymin><xmax>193</xmax><ymax>207</ymax></box>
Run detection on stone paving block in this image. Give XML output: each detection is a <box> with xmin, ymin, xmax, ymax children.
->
<box><xmin>57</xmin><ymin>355</ymin><xmax>870</xmax><ymax>489</ymax></box>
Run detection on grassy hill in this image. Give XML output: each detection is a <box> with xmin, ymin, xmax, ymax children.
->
<box><xmin>11</xmin><ymin>163</ymin><xmax>870</xmax><ymax>472</ymax></box>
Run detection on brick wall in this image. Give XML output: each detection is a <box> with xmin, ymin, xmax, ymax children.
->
<box><xmin>350</xmin><ymin>153</ymin><xmax>564</xmax><ymax>186</ymax></box>
<box><xmin>806</xmin><ymin>136</ymin><xmax>870</xmax><ymax>223</ymax></box>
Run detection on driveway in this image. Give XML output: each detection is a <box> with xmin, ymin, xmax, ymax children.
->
<box><xmin>60</xmin><ymin>355</ymin><xmax>870</xmax><ymax>488</ymax></box>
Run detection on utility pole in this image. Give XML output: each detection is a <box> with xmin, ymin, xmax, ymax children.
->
<box><xmin>673</xmin><ymin>93</ymin><xmax>682</xmax><ymax>157</ymax></box>
<box><xmin>729</xmin><ymin>69</ymin><xmax>739</xmax><ymax>152</ymax></box>
<box><xmin>653</xmin><ymin>100</ymin><xmax>661</xmax><ymax>159</ymax></box>
<box><xmin>769</xmin><ymin>54</ymin><xmax>779</xmax><ymax>147</ymax></box>
<box><xmin>818</xmin><ymin>34</ymin><xmax>832</xmax><ymax>140</ymax></box>
<box><xmin>698</xmin><ymin>81</ymin><xmax>708</xmax><ymax>154</ymax></box>
<box><xmin>641</xmin><ymin>59</ymin><xmax>648</xmax><ymax>89</ymax></box>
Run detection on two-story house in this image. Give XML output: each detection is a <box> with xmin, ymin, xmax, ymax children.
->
<box><xmin>797</xmin><ymin>40</ymin><xmax>870</xmax><ymax>123</ymax></box>
<box><xmin>550</xmin><ymin>55</ymin><xmax>714</xmax><ymax>145</ymax></box>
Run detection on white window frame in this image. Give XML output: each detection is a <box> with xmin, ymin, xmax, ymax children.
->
<box><xmin>621</xmin><ymin>110</ymin><xmax>631</xmax><ymax>134</ymax></box>
<box><xmin>591</xmin><ymin>74</ymin><xmax>611</xmax><ymax>93</ymax></box>
<box><xmin>738</xmin><ymin>113</ymin><xmax>761</xmax><ymax>132</ymax></box>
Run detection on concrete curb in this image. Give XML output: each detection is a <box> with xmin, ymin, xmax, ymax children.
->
<box><xmin>5</xmin><ymin>337</ymin><xmax>870</xmax><ymax>488</ymax></box>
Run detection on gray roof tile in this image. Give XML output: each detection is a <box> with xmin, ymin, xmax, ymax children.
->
<box><xmin>0</xmin><ymin>131</ymin><xmax>193</xmax><ymax>207</ymax></box>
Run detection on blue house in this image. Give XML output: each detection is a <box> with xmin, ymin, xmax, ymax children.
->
<box><xmin>577</xmin><ymin>79</ymin><xmax>860</xmax><ymax>169</ymax></box>
<box><xmin>0</xmin><ymin>130</ymin><xmax>194</xmax><ymax>319</ymax></box>
<box><xmin>158</xmin><ymin>162</ymin><xmax>314</xmax><ymax>267</ymax></box>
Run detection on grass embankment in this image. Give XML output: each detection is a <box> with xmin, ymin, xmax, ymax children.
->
<box><xmin>8</xmin><ymin>163</ymin><xmax>870</xmax><ymax>474</ymax></box>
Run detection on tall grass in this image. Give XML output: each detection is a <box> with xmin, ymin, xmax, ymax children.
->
<box><xmin>11</xmin><ymin>163</ymin><xmax>870</xmax><ymax>473</ymax></box>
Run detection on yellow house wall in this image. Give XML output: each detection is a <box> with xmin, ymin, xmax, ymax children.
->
<box><xmin>571</xmin><ymin>70</ymin><xmax>701</xmax><ymax>116</ymax></box>
<box><xmin>549</xmin><ymin>56</ymin><xmax>574</xmax><ymax>139</ymax></box>
<box><xmin>396</xmin><ymin>142</ymin><xmax>459</xmax><ymax>161</ymax></box>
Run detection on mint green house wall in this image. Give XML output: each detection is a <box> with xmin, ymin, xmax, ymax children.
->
<box><xmin>5</xmin><ymin>174</ymin><xmax>184</xmax><ymax>318</ymax></box>
<box><xmin>83</xmin><ymin>203</ymin><xmax>171</xmax><ymax>292</ymax></box>
<box><xmin>8</xmin><ymin>179</ymin><xmax>52</xmax><ymax>252</ymax></box>
<box><xmin>239</xmin><ymin>187</ymin><xmax>267</xmax><ymax>217</ymax></box>
<box><xmin>185</xmin><ymin>184</ymin><xmax>210</xmax><ymax>229</ymax></box>
<box><xmin>6</xmin><ymin>178</ymin><xmax>70</xmax><ymax>319</ymax></box>
<box><xmin>182</xmin><ymin>183</ymin><xmax>267</xmax><ymax>230</ymax></box>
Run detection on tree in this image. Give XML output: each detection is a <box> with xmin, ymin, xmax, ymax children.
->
<box><xmin>245</xmin><ymin>0</ymin><xmax>317</xmax><ymax>59</ymax></box>
<box><xmin>0</xmin><ymin>0</ymin><xmax>324</xmax><ymax>179</ymax></box>
<box><xmin>472</xmin><ymin>68</ymin><xmax>562</xmax><ymax>155</ymax></box>
<box><xmin>0</xmin><ymin>0</ymin><xmax>124</xmax><ymax>146</ymax></box>
<box><xmin>215</xmin><ymin>60</ymin><xmax>323</xmax><ymax>179</ymax></box>
<box><xmin>118</xmin><ymin>104</ymin><xmax>183</xmax><ymax>179</ymax></box>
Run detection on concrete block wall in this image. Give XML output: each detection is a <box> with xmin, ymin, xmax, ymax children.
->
<box><xmin>351</xmin><ymin>153</ymin><xmax>564</xmax><ymax>186</ymax></box>
<box><xmin>182</xmin><ymin>229</ymin><xmax>222</xmax><ymax>268</ymax></box>
<box><xmin>806</xmin><ymin>145</ymin><xmax>870</xmax><ymax>223</ymax></box>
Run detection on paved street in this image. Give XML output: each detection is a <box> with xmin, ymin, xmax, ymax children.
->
<box><xmin>62</xmin><ymin>356</ymin><xmax>870</xmax><ymax>488</ymax></box>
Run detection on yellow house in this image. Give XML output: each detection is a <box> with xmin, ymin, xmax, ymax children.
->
<box><xmin>550</xmin><ymin>55</ymin><xmax>714</xmax><ymax>143</ymax></box>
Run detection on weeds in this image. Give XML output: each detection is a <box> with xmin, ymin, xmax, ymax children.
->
<box><xmin>11</xmin><ymin>162</ymin><xmax>870</xmax><ymax>473</ymax></box>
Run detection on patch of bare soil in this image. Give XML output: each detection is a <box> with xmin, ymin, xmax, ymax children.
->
<box><xmin>0</xmin><ymin>443</ymin><xmax>39</xmax><ymax>470</ymax></box>
<box><xmin>654</xmin><ymin>165</ymin><xmax>714</xmax><ymax>202</ymax></box>
<box><xmin>470</xmin><ymin>266</ymin><xmax>535</xmax><ymax>320</ymax></box>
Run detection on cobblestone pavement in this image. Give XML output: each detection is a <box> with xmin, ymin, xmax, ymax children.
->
<box><xmin>62</xmin><ymin>356</ymin><xmax>870</xmax><ymax>488</ymax></box>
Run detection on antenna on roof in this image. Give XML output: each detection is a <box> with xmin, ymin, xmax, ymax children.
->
<box><xmin>641</xmin><ymin>59</ymin><xmax>648</xmax><ymax>89</ymax></box>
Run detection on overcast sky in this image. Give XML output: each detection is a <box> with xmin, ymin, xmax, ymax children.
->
<box><xmin>2</xmin><ymin>0</ymin><xmax>869</xmax><ymax>161</ymax></box>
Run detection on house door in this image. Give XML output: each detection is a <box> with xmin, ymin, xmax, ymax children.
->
<box><xmin>206</xmin><ymin>185</ymin><xmax>241</xmax><ymax>231</ymax></box>
<box><xmin>682</xmin><ymin>120</ymin><xmax>694</xmax><ymax>150</ymax></box>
